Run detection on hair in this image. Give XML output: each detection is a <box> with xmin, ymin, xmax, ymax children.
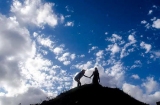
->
<box><xmin>82</xmin><ymin>69</ymin><xmax>86</xmax><ymax>72</ymax></box>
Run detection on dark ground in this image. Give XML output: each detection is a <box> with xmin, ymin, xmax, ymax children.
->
<box><xmin>36</xmin><ymin>84</ymin><xmax>149</xmax><ymax>105</ymax></box>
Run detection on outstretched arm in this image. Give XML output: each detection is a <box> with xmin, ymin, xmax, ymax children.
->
<box><xmin>84</xmin><ymin>75</ymin><xmax>90</xmax><ymax>78</ymax></box>
<box><xmin>90</xmin><ymin>73</ymin><xmax>94</xmax><ymax>78</ymax></box>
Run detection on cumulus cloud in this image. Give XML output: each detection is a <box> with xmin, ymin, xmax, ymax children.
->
<box><xmin>152</xmin><ymin>51</ymin><xmax>160</xmax><ymax>58</ymax></box>
<box><xmin>120</xmin><ymin>35</ymin><xmax>137</xmax><ymax>58</ymax></box>
<box><xmin>79</xmin><ymin>54</ymin><xmax>85</xmax><ymax>58</ymax></box>
<box><xmin>148</xmin><ymin>10</ymin><xmax>153</xmax><ymax>15</ymax></box>
<box><xmin>152</xmin><ymin>19</ymin><xmax>160</xmax><ymax>29</ymax></box>
<box><xmin>96</xmin><ymin>50</ymin><xmax>104</xmax><ymax>63</ymax></box>
<box><xmin>65</xmin><ymin>5</ymin><xmax>74</xmax><ymax>12</ymax></box>
<box><xmin>73</xmin><ymin>61</ymin><xmax>93</xmax><ymax>70</ymax></box>
<box><xmin>11</xmin><ymin>0</ymin><xmax>62</xmax><ymax>28</ymax></box>
<box><xmin>65</xmin><ymin>21</ymin><xmax>74</xmax><ymax>27</ymax></box>
<box><xmin>141</xmin><ymin>20</ymin><xmax>147</xmax><ymax>24</ymax></box>
<box><xmin>151</xmin><ymin>17</ymin><xmax>156</xmax><ymax>21</ymax></box>
<box><xmin>106</xmin><ymin>34</ymin><xmax>122</xmax><ymax>43</ymax></box>
<box><xmin>140</xmin><ymin>41</ymin><xmax>152</xmax><ymax>53</ymax></box>
<box><xmin>53</xmin><ymin>46</ymin><xmax>64</xmax><ymax>55</ymax></box>
<box><xmin>106</xmin><ymin>43</ymin><xmax>120</xmax><ymax>55</ymax></box>
<box><xmin>130</xmin><ymin>60</ymin><xmax>142</xmax><ymax>69</ymax></box>
<box><xmin>0</xmin><ymin>87</ymin><xmax>47</xmax><ymax>105</ymax></box>
<box><xmin>63</xmin><ymin>61</ymin><xmax>71</xmax><ymax>65</ymax></box>
<box><xmin>0</xmin><ymin>11</ymin><xmax>58</xmax><ymax>105</ymax></box>
<box><xmin>0</xmin><ymin>14</ymin><xmax>32</xmax><ymax>88</ymax></box>
<box><xmin>37</xmin><ymin>34</ymin><xmax>54</xmax><ymax>48</ymax></box>
<box><xmin>123</xmin><ymin>77</ymin><xmax>160</xmax><ymax>105</ymax></box>
<box><xmin>131</xmin><ymin>74</ymin><xmax>140</xmax><ymax>79</ymax></box>
<box><xmin>70</xmin><ymin>54</ymin><xmax>76</xmax><ymax>60</ymax></box>
<box><xmin>142</xmin><ymin>77</ymin><xmax>159</xmax><ymax>94</ymax></box>
<box><xmin>88</xmin><ymin>46</ymin><xmax>98</xmax><ymax>53</ymax></box>
<box><xmin>0</xmin><ymin>0</ymin><xmax>74</xmax><ymax>104</ymax></box>
<box><xmin>56</xmin><ymin>52</ymin><xmax>75</xmax><ymax>65</ymax></box>
<box><xmin>122</xmin><ymin>83</ymin><xmax>144</xmax><ymax>101</ymax></box>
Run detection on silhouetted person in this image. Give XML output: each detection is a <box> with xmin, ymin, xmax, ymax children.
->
<box><xmin>74</xmin><ymin>69</ymin><xmax>90</xmax><ymax>87</ymax></box>
<box><xmin>90</xmin><ymin>67</ymin><xmax>100</xmax><ymax>85</ymax></box>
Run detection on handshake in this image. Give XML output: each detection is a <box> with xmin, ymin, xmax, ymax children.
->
<box><xmin>85</xmin><ymin>75</ymin><xmax>91</xmax><ymax>78</ymax></box>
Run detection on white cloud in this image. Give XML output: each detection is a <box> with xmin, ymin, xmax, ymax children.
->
<box><xmin>79</xmin><ymin>54</ymin><xmax>85</xmax><ymax>58</ymax></box>
<box><xmin>0</xmin><ymin>12</ymin><xmax>58</xmax><ymax>105</ymax></box>
<box><xmin>151</xmin><ymin>17</ymin><xmax>156</xmax><ymax>21</ymax></box>
<box><xmin>142</xmin><ymin>77</ymin><xmax>159</xmax><ymax>94</ymax></box>
<box><xmin>148</xmin><ymin>10</ymin><xmax>153</xmax><ymax>15</ymax></box>
<box><xmin>152</xmin><ymin>19</ymin><xmax>160</xmax><ymax>29</ymax></box>
<box><xmin>106</xmin><ymin>43</ymin><xmax>120</xmax><ymax>55</ymax></box>
<box><xmin>130</xmin><ymin>60</ymin><xmax>142</xmax><ymax>69</ymax></box>
<box><xmin>63</xmin><ymin>61</ymin><xmax>71</xmax><ymax>65</ymax></box>
<box><xmin>58</xmin><ymin>52</ymin><xmax>70</xmax><ymax>61</ymax></box>
<box><xmin>88</xmin><ymin>46</ymin><xmax>98</xmax><ymax>53</ymax></box>
<box><xmin>123</xmin><ymin>82</ymin><xmax>160</xmax><ymax>105</ymax></box>
<box><xmin>0</xmin><ymin>14</ymin><xmax>32</xmax><ymax>88</ymax></box>
<box><xmin>70</xmin><ymin>54</ymin><xmax>76</xmax><ymax>60</ymax></box>
<box><xmin>131</xmin><ymin>74</ymin><xmax>140</xmax><ymax>79</ymax></box>
<box><xmin>120</xmin><ymin>35</ymin><xmax>137</xmax><ymax>58</ymax></box>
<box><xmin>106</xmin><ymin>34</ymin><xmax>122</xmax><ymax>43</ymax></box>
<box><xmin>56</xmin><ymin>52</ymin><xmax>75</xmax><ymax>65</ymax></box>
<box><xmin>104</xmin><ymin>61</ymin><xmax>125</xmax><ymax>87</ymax></box>
<box><xmin>0</xmin><ymin>0</ymin><xmax>74</xmax><ymax>105</ymax></box>
<box><xmin>105</xmin><ymin>32</ymin><xmax>108</xmax><ymax>35</ymax></box>
<box><xmin>0</xmin><ymin>87</ymin><xmax>47</xmax><ymax>105</ymax></box>
<box><xmin>65</xmin><ymin>21</ymin><xmax>74</xmax><ymax>27</ymax></box>
<box><xmin>141</xmin><ymin>20</ymin><xmax>147</xmax><ymax>24</ymax></box>
<box><xmin>122</xmin><ymin>83</ymin><xmax>144</xmax><ymax>102</ymax></box>
<box><xmin>53</xmin><ymin>47</ymin><xmax>64</xmax><ymax>55</ymax></box>
<box><xmin>65</xmin><ymin>15</ymin><xmax>71</xmax><ymax>18</ymax></box>
<box><xmin>73</xmin><ymin>61</ymin><xmax>93</xmax><ymax>70</ymax></box>
<box><xmin>128</xmin><ymin>35</ymin><xmax>136</xmax><ymax>42</ymax></box>
<box><xmin>140</xmin><ymin>41</ymin><xmax>152</xmax><ymax>53</ymax></box>
<box><xmin>96</xmin><ymin>50</ymin><xmax>104</xmax><ymax>59</ymax></box>
<box><xmin>65</xmin><ymin>5</ymin><xmax>74</xmax><ymax>12</ymax></box>
<box><xmin>37</xmin><ymin>35</ymin><xmax>54</xmax><ymax>48</ymax></box>
<box><xmin>153</xmin><ymin>5</ymin><xmax>157</xmax><ymax>8</ymax></box>
<box><xmin>145</xmin><ymin>23</ymin><xmax>151</xmax><ymax>29</ymax></box>
<box><xmin>11</xmin><ymin>0</ymin><xmax>62</xmax><ymax>28</ymax></box>
<box><xmin>111</xmin><ymin>44</ymin><xmax>120</xmax><ymax>55</ymax></box>
<box><xmin>152</xmin><ymin>51</ymin><xmax>160</xmax><ymax>58</ymax></box>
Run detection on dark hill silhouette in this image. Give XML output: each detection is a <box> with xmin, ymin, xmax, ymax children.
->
<box><xmin>38</xmin><ymin>84</ymin><xmax>149</xmax><ymax>105</ymax></box>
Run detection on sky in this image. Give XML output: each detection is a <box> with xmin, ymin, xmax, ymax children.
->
<box><xmin>0</xmin><ymin>0</ymin><xmax>160</xmax><ymax>105</ymax></box>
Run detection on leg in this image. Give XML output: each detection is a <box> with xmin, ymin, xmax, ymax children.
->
<box><xmin>77</xmin><ymin>79</ymin><xmax>81</xmax><ymax>87</ymax></box>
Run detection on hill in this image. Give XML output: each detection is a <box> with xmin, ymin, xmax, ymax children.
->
<box><xmin>38</xmin><ymin>84</ymin><xmax>149</xmax><ymax>105</ymax></box>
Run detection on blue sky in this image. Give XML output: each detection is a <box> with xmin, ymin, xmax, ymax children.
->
<box><xmin>0</xmin><ymin>0</ymin><xmax>160</xmax><ymax>105</ymax></box>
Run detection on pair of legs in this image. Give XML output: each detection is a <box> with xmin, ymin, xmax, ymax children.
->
<box><xmin>75</xmin><ymin>79</ymin><xmax>81</xmax><ymax>87</ymax></box>
<box><xmin>92</xmin><ymin>77</ymin><xmax>99</xmax><ymax>85</ymax></box>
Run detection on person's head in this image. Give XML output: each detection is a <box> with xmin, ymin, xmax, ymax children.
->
<box><xmin>81</xmin><ymin>69</ymin><xmax>86</xmax><ymax>72</ymax></box>
<box><xmin>95</xmin><ymin>67</ymin><xmax>98</xmax><ymax>70</ymax></box>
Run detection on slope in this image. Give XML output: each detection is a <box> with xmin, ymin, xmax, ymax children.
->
<box><xmin>39</xmin><ymin>84</ymin><xmax>149</xmax><ymax>105</ymax></box>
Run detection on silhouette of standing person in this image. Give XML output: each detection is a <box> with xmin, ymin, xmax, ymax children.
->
<box><xmin>74</xmin><ymin>69</ymin><xmax>90</xmax><ymax>87</ymax></box>
<box><xmin>90</xmin><ymin>67</ymin><xmax>100</xmax><ymax>85</ymax></box>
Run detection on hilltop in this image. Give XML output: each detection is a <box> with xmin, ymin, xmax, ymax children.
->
<box><xmin>38</xmin><ymin>84</ymin><xmax>148</xmax><ymax>105</ymax></box>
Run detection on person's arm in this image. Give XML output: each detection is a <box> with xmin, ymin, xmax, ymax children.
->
<box><xmin>84</xmin><ymin>75</ymin><xmax>90</xmax><ymax>78</ymax></box>
<box><xmin>98</xmin><ymin>74</ymin><xmax>100</xmax><ymax>82</ymax></box>
<box><xmin>90</xmin><ymin>72</ymin><xmax>94</xmax><ymax>78</ymax></box>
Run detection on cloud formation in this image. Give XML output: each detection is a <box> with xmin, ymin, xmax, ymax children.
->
<box><xmin>11</xmin><ymin>0</ymin><xmax>62</xmax><ymax>28</ymax></box>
